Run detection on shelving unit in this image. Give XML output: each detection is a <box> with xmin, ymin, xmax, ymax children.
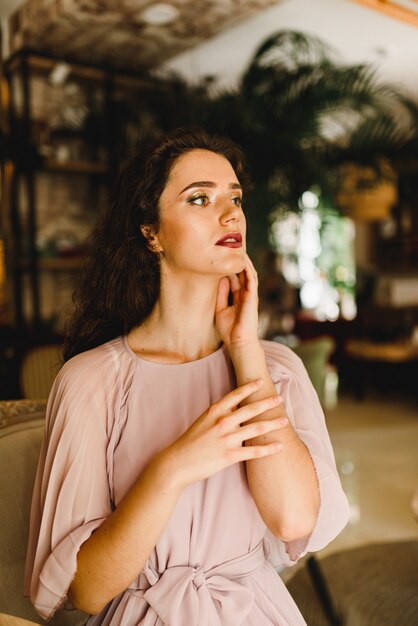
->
<box><xmin>17</xmin><ymin>257</ymin><xmax>83</xmax><ymax>271</ymax></box>
<box><xmin>43</xmin><ymin>159</ymin><xmax>110</xmax><ymax>174</ymax></box>
<box><xmin>2</xmin><ymin>50</ymin><xmax>114</xmax><ymax>332</ymax></box>
<box><xmin>1</xmin><ymin>49</ymin><xmax>171</xmax><ymax>335</ymax></box>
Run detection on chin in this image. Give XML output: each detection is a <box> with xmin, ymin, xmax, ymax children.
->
<box><xmin>203</xmin><ymin>248</ymin><xmax>247</xmax><ymax>275</ymax></box>
<box><xmin>220</xmin><ymin>254</ymin><xmax>246</xmax><ymax>275</ymax></box>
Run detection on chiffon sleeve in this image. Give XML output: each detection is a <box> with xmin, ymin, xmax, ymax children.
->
<box><xmin>24</xmin><ymin>343</ymin><xmax>132</xmax><ymax>620</ymax></box>
<box><xmin>261</xmin><ymin>340</ymin><xmax>350</xmax><ymax>568</ymax></box>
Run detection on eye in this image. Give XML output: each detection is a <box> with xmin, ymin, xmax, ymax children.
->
<box><xmin>232</xmin><ymin>196</ymin><xmax>242</xmax><ymax>207</ymax></box>
<box><xmin>188</xmin><ymin>193</ymin><xmax>210</xmax><ymax>207</ymax></box>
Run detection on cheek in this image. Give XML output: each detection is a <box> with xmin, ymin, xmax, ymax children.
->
<box><xmin>159</xmin><ymin>221</ymin><xmax>204</xmax><ymax>260</ymax></box>
<box><xmin>158</xmin><ymin>219</ymin><xmax>184</xmax><ymax>245</ymax></box>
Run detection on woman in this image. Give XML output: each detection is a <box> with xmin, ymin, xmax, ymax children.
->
<box><xmin>25</xmin><ymin>127</ymin><xmax>349</xmax><ymax>625</ymax></box>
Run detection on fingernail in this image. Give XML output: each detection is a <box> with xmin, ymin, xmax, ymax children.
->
<box><xmin>273</xmin><ymin>395</ymin><xmax>282</xmax><ymax>403</ymax></box>
<box><xmin>256</xmin><ymin>379</ymin><xmax>264</xmax><ymax>386</ymax></box>
<box><xmin>279</xmin><ymin>417</ymin><xmax>288</xmax><ymax>426</ymax></box>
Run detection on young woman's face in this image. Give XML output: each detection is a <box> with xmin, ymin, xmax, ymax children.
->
<box><xmin>154</xmin><ymin>149</ymin><xmax>247</xmax><ymax>277</ymax></box>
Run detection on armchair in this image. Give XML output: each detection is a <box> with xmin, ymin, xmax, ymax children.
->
<box><xmin>0</xmin><ymin>400</ymin><xmax>87</xmax><ymax>625</ymax></box>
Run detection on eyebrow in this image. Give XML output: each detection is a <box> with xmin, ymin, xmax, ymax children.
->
<box><xmin>179</xmin><ymin>181</ymin><xmax>242</xmax><ymax>195</ymax></box>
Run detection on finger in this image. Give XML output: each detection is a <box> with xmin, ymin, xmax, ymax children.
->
<box><xmin>224</xmin><ymin>394</ymin><xmax>283</xmax><ymax>426</ymax></box>
<box><xmin>245</xmin><ymin>257</ymin><xmax>258</xmax><ymax>291</ymax></box>
<box><xmin>234</xmin><ymin>441</ymin><xmax>283</xmax><ymax>462</ymax></box>
<box><xmin>226</xmin><ymin>416</ymin><xmax>289</xmax><ymax>446</ymax></box>
<box><xmin>228</xmin><ymin>274</ymin><xmax>241</xmax><ymax>304</ymax></box>
<box><xmin>216</xmin><ymin>277</ymin><xmax>230</xmax><ymax>313</ymax></box>
<box><xmin>213</xmin><ymin>379</ymin><xmax>265</xmax><ymax>415</ymax></box>
<box><xmin>229</xmin><ymin>276</ymin><xmax>241</xmax><ymax>307</ymax></box>
<box><xmin>237</xmin><ymin>269</ymin><xmax>246</xmax><ymax>291</ymax></box>
<box><xmin>246</xmin><ymin>254</ymin><xmax>258</xmax><ymax>283</ymax></box>
<box><xmin>229</xmin><ymin>273</ymin><xmax>240</xmax><ymax>291</ymax></box>
<box><xmin>243</xmin><ymin>264</ymin><xmax>257</xmax><ymax>295</ymax></box>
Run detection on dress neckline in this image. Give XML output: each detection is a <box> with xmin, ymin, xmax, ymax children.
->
<box><xmin>121</xmin><ymin>335</ymin><xmax>227</xmax><ymax>369</ymax></box>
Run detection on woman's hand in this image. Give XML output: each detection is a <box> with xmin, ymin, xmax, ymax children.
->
<box><xmin>215</xmin><ymin>253</ymin><xmax>259</xmax><ymax>351</ymax></box>
<box><xmin>159</xmin><ymin>379</ymin><xmax>287</xmax><ymax>489</ymax></box>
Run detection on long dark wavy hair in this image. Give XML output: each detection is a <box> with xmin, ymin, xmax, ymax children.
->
<box><xmin>63</xmin><ymin>127</ymin><xmax>251</xmax><ymax>361</ymax></box>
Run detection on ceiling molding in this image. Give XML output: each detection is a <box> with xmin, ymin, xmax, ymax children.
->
<box><xmin>349</xmin><ymin>0</ymin><xmax>418</xmax><ymax>28</ymax></box>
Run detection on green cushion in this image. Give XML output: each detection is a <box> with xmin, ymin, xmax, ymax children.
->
<box><xmin>292</xmin><ymin>337</ymin><xmax>335</xmax><ymax>403</ymax></box>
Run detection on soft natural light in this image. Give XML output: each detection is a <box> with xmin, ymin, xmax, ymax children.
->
<box><xmin>271</xmin><ymin>191</ymin><xmax>356</xmax><ymax>321</ymax></box>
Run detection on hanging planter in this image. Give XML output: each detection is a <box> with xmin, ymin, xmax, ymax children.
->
<box><xmin>335</xmin><ymin>161</ymin><xmax>398</xmax><ymax>221</ymax></box>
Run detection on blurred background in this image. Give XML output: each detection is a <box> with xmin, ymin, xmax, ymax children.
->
<box><xmin>0</xmin><ymin>1</ymin><xmax>417</xmax><ymax>625</ymax></box>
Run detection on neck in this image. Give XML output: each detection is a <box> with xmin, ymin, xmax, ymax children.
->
<box><xmin>128</xmin><ymin>271</ymin><xmax>223</xmax><ymax>363</ymax></box>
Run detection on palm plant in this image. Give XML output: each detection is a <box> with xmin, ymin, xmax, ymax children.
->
<box><xmin>198</xmin><ymin>31</ymin><xmax>415</xmax><ymax>252</ymax></box>
<box><xmin>121</xmin><ymin>30</ymin><xmax>416</xmax><ymax>254</ymax></box>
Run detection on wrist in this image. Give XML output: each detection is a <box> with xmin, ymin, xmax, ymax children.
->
<box><xmin>228</xmin><ymin>341</ymin><xmax>272</xmax><ymax>389</ymax></box>
<box><xmin>227</xmin><ymin>339</ymin><xmax>264</xmax><ymax>364</ymax></box>
<box><xmin>148</xmin><ymin>448</ymin><xmax>186</xmax><ymax>495</ymax></box>
<box><xmin>229</xmin><ymin>336</ymin><xmax>260</xmax><ymax>348</ymax></box>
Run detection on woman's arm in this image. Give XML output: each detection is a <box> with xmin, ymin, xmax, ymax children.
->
<box><xmin>215</xmin><ymin>257</ymin><xmax>319</xmax><ymax>542</ymax></box>
<box><xmin>68</xmin><ymin>380</ymin><xmax>286</xmax><ymax>615</ymax></box>
<box><xmin>229</xmin><ymin>341</ymin><xmax>320</xmax><ymax>542</ymax></box>
<box><xmin>68</xmin><ymin>452</ymin><xmax>182</xmax><ymax>614</ymax></box>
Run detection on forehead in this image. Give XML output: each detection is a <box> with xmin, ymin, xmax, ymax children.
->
<box><xmin>167</xmin><ymin>149</ymin><xmax>239</xmax><ymax>188</ymax></box>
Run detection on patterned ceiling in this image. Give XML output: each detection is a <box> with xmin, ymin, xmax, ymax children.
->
<box><xmin>8</xmin><ymin>0</ymin><xmax>282</xmax><ymax>70</ymax></box>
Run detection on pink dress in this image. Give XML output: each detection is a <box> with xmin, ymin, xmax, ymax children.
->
<box><xmin>24</xmin><ymin>337</ymin><xmax>349</xmax><ymax>625</ymax></box>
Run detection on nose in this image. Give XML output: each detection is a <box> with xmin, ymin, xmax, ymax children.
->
<box><xmin>219</xmin><ymin>199</ymin><xmax>242</xmax><ymax>225</ymax></box>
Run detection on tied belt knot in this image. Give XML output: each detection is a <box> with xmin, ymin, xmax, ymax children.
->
<box><xmin>130</xmin><ymin>539</ymin><xmax>270</xmax><ymax>626</ymax></box>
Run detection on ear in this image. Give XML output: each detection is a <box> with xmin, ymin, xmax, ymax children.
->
<box><xmin>140</xmin><ymin>225</ymin><xmax>161</xmax><ymax>252</ymax></box>
<box><xmin>140</xmin><ymin>225</ymin><xmax>153</xmax><ymax>240</ymax></box>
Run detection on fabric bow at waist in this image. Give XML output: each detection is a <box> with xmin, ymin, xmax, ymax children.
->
<box><xmin>129</xmin><ymin>539</ymin><xmax>269</xmax><ymax>626</ymax></box>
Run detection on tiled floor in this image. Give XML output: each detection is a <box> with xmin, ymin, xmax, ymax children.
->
<box><xmin>321</xmin><ymin>392</ymin><xmax>418</xmax><ymax>556</ymax></box>
<box><xmin>282</xmin><ymin>391</ymin><xmax>418</xmax><ymax>586</ymax></box>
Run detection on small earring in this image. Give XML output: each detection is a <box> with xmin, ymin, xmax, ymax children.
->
<box><xmin>151</xmin><ymin>243</ymin><xmax>164</xmax><ymax>259</ymax></box>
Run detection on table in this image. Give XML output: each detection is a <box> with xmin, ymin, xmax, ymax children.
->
<box><xmin>345</xmin><ymin>338</ymin><xmax>418</xmax><ymax>363</ymax></box>
<box><xmin>345</xmin><ymin>338</ymin><xmax>418</xmax><ymax>399</ymax></box>
<box><xmin>0</xmin><ymin>615</ymin><xmax>41</xmax><ymax>626</ymax></box>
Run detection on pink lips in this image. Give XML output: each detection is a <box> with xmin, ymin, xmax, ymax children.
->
<box><xmin>215</xmin><ymin>233</ymin><xmax>243</xmax><ymax>248</ymax></box>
